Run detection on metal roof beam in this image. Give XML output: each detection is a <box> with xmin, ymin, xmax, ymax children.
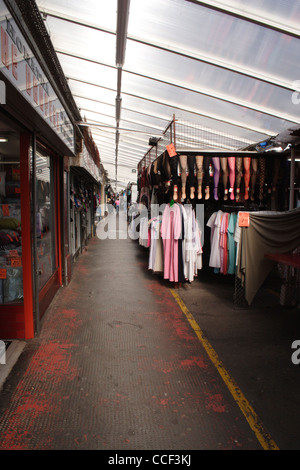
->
<box><xmin>73</xmin><ymin>94</ymin><xmax>170</xmax><ymax>126</ymax></box>
<box><xmin>121</xmin><ymin>69</ymin><xmax>299</xmax><ymax>125</ymax></box>
<box><xmin>69</xmin><ymin>78</ymin><xmax>278</xmax><ymax>138</ymax></box>
<box><xmin>45</xmin><ymin>10</ymin><xmax>295</xmax><ymax>92</ymax></box>
<box><xmin>185</xmin><ymin>0</ymin><xmax>300</xmax><ymax>39</ymax></box>
<box><xmin>58</xmin><ymin>50</ymin><xmax>298</xmax><ymax>125</ymax></box>
<box><xmin>126</xmin><ymin>36</ymin><xmax>295</xmax><ymax>93</ymax></box>
<box><xmin>39</xmin><ymin>7</ymin><xmax>116</xmax><ymax>35</ymax></box>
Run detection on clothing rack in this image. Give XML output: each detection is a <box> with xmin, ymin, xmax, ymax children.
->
<box><xmin>221</xmin><ymin>204</ymin><xmax>263</xmax><ymax>213</ymax></box>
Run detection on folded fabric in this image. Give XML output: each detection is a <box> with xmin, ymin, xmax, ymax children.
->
<box><xmin>0</xmin><ymin>229</ymin><xmax>21</xmax><ymax>245</ymax></box>
<box><xmin>0</xmin><ymin>218</ymin><xmax>20</xmax><ymax>229</ymax></box>
<box><xmin>0</xmin><ymin>204</ymin><xmax>21</xmax><ymax>220</ymax></box>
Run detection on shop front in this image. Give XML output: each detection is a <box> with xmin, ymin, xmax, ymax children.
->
<box><xmin>0</xmin><ymin>0</ymin><xmax>79</xmax><ymax>339</ymax></box>
<box><xmin>68</xmin><ymin>143</ymin><xmax>104</xmax><ymax>272</ymax></box>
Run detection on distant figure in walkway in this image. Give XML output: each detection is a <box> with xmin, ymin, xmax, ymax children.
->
<box><xmin>115</xmin><ymin>198</ymin><xmax>120</xmax><ymax>214</ymax></box>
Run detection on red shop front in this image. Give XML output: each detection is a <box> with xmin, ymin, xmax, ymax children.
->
<box><xmin>0</xmin><ymin>0</ymin><xmax>78</xmax><ymax>339</ymax></box>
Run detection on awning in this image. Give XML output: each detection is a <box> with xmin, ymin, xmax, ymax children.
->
<box><xmin>35</xmin><ymin>0</ymin><xmax>300</xmax><ymax>189</ymax></box>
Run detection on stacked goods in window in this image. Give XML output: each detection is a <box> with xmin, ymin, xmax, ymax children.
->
<box><xmin>0</xmin><ymin>168</ymin><xmax>22</xmax><ymax>304</ymax></box>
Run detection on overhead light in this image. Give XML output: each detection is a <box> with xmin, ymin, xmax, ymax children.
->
<box><xmin>116</xmin><ymin>0</ymin><xmax>130</xmax><ymax>67</ymax></box>
<box><xmin>265</xmin><ymin>146</ymin><xmax>284</xmax><ymax>152</ymax></box>
<box><xmin>116</xmin><ymin>96</ymin><xmax>122</xmax><ymax>123</ymax></box>
<box><xmin>0</xmin><ymin>138</ymin><xmax>8</xmax><ymax>142</ymax></box>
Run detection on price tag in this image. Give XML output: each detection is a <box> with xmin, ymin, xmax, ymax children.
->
<box><xmin>9</xmin><ymin>250</ymin><xmax>19</xmax><ymax>257</ymax></box>
<box><xmin>166</xmin><ymin>143</ymin><xmax>177</xmax><ymax>157</ymax></box>
<box><xmin>239</xmin><ymin>212</ymin><xmax>250</xmax><ymax>227</ymax></box>
<box><xmin>11</xmin><ymin>257</ymin><xmax>22</xmax><ymax>267</ymax></box>
<box><xmin>0</xmin><ymin>269</ymin><xmax>7</xmax><ymax>279</ymax></box>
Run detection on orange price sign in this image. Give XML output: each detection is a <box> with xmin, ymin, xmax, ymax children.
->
<box><xmin>0</xmin><ymin>269</ymin><xmax>7</xmax><ymax>279</ymax></box>
<box><xmin>11</xmin><ymin>257</ymin><xmax>22</xmax><ymax>267</ymax></box>
<box><xmin>239</xmin><ymin>212</ymin><xmax>250</xmax><ymax>227</ymax></box>
<box><xmin>166</xmin><ymin>143</ymin><xmax>177</xmax><ymax>157</ymax></box>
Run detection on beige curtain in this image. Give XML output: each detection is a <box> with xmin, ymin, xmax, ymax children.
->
<box><xmin>237</xmin><ymin>207</ymin><xmax>300</xmax><ymax>305</ymax></box>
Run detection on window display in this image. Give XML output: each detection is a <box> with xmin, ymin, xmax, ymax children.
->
<box><xmin>35</xmin><ymin>147</ymin><xmax>56</xmax><ymax>290</ymax></box>
<box><xmin>0</xmin><ymin>128</ymin><xmax>22</xmax><ymax>304</ymax></box>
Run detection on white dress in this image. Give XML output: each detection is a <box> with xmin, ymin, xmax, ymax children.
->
<box><xmin>148</xmin><ymin>217</ymin><xmax>163</xmax><ymax>273</ymax></box>
<box><xmin>207</xmin><ymin>210</ymin><xmax>223</xmax><ymax>269</ymax></box>
<box><xmin>183</xmin><ymin>205</ymin><xmax>203</xmax><ymax>282</ymax></box>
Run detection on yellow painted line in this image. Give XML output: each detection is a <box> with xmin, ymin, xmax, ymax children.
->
<box><xmin>170</xmin><ymin>288</ymin><xmax>280</xmax><ymax>451</ymax></box>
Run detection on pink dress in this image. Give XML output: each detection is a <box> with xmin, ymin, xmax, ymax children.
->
<box><xmin>220</xmin><ymin>212</ymin><xmax>229</xmax><ymax>274</ymax></box>
<box><xmin>161</xmin><ymin>204</ymin><xmax>182</xmax><ymax>282</ymax></box>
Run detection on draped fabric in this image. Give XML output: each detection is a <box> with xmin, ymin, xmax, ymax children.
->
<box><xmin>237</xmin><ymin>207</ymin><xmax>300</xmax><ymax>305</ymax></box>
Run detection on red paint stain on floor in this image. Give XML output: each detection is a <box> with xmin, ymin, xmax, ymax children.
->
<box><xmin>0</xmin><ymin>336</ymin><xmax>79</xmax><ymax>449</ymax></box>
<box><xmin>43</xmin><ymin>308</ymin><xmax>82</xmax><ymax>340</ymax></box>
<box><xmin>205</xmin><ymin>393</ymin><xmax>226</xmax><ymax>413</ymax></box>
<box><xmin>152</xmin><ymin>358</ymin><xmax>174</xmax><ymax>374</ymax></box>
<box><xmin>30</xmin><ymin>341</ymin><xmax>79</xmax><ymax>384</ymax></box>
<box><xmin>180</xmin><ymin>356</ymin><xmax>207</xmax><ymax>369</ymax></box>
<box><xmin>147</xmin><ymin>281</ymin><xmax>198</xmax><ymax>342</ymax></box>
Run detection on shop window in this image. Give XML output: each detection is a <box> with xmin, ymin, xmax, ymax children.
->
<box><xmin>35</xmin><ymin>146</ymin><xmax>56</xmax><ymax>290</ymax></box>
<box><xmin>0</xmin><ymin>128</ymin><xmax>22</xmax><ymax>304</ymax></box>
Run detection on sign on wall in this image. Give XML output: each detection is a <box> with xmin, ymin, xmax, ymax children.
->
<box><xmin>0</xmin><ymin>0</ymin><xmax>75</xmax><ymax>153</ymax></box>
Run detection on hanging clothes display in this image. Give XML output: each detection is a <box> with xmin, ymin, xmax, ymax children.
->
<box><xmin>149</xmin><ymin>203</ymin><xmax>203</xmax><ymax>283</ymax></box>
<box><xmin>207</xmin><ymin>210</ymin><xmax>241</xmax><ymax>276</ymax></box>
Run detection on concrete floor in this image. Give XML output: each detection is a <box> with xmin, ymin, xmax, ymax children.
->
<box><xmin>0</xmin><ymin>213</ymin><xmax>299</xmax><ymax>451</ymax></box>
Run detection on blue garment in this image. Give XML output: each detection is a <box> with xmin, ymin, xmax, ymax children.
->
<box><xmin>227</xmin><ymin>213</ymin><xmax>237</xmax><ymax>275</ymax></box>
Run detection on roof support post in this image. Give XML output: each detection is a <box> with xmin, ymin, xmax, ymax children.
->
<box><xmin>289</xmin><ymin>146</ymin><xmax>296</xmax><ymax>210</ymax></box>
<box><xmin>115</xmin><ymin>0</ymin><xmax>130</xmax><ymax>190</ymax></box>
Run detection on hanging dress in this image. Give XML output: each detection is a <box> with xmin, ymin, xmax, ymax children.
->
<box><xmin>220</xmin><ymin>212</ymin><xmax>229</xmax><ymax>274</ymax></box>
<box><xmin>161</xmin><ymin>203</ymin><xmax>182</xmax><ymax>282</ymax></box>
<box><xmin>227</xmin><ymin>213</ymin><xmax>237</xmax><ymax>274</ymax></box>
<box><xmin>148</xmin><ymin>217</ymin><xmax>163</xmax><ymax>273</ymax></box>
<box><xmin>207</xmin><ymin>210</ymin><xmax>223</xmax><ymax>271</ymax></box>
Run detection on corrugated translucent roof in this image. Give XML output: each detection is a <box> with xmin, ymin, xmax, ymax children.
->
<box><xmin>36</xmin><ymin>0</ymin><xmax>300</xmax><ymax>190</ymax></box>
